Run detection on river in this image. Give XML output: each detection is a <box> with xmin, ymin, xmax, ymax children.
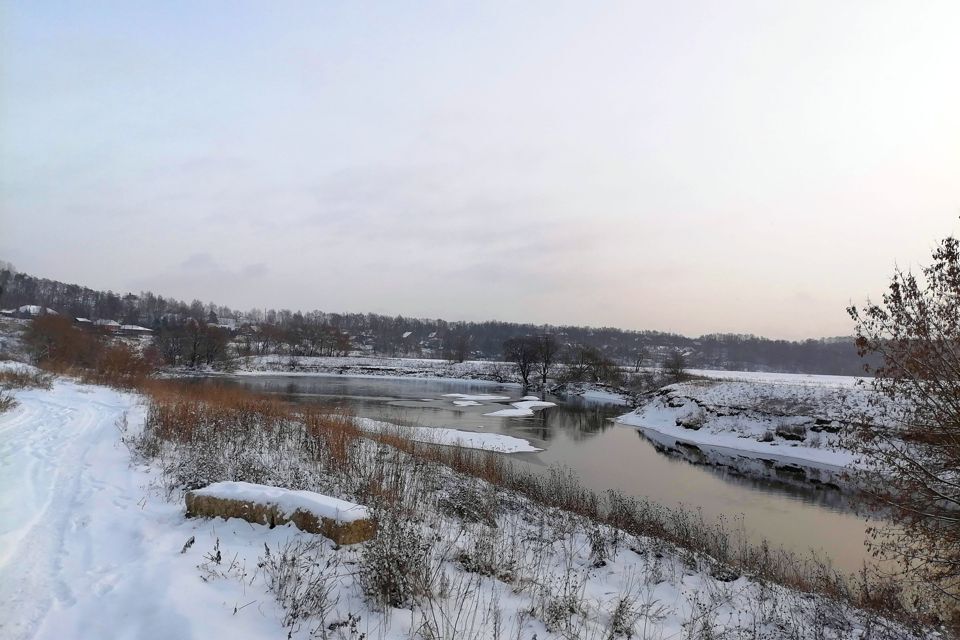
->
<box><xmin>205</xmin><ymin>373</ymin><xmax>875</xmax><ymax>574</ymax></box>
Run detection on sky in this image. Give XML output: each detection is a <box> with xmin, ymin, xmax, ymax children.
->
<box><xmin>1</xmin><ymin>1</ymin><xmax>958</xmax><ymax>340</ymax></box>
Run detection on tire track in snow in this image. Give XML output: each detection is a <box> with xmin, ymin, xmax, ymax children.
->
<box><xmin>0</xmin><ymin>383</ymin><xmax>134</xmax><ymax>640</ymax></box>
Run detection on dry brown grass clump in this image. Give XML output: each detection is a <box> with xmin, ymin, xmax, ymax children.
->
<box><xmin>300</xmin><ymin>406</ymin><xmax>361</xmax><ymax>471</ymax></box>
<box><xmin>0</xmin><ymin>367</ymin><xmax>53</xmax><ymax>390</ymax></box>
<box><xmin>139</xmin><ymin>380</ymin><xmax>291</xmax><ymax>444</ymax></box>
<box><xmin>0</xmin><ymin>390</ymin><xmax>16</xmax><ymax>413</ymax></box>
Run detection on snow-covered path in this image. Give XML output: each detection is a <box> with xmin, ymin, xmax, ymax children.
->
<box><xmin>0</xmin><ymin>380</ymin><xmax>286</xmax><ymax>640</ymax></box>
<box><xmin>0</xmin><ymin>381</ymin><xmax>162</xmax><ymax>639</ymax></box>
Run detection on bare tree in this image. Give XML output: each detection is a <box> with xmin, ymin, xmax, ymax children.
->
<box><xmin>503</xmin><ymin>336</ymin><xmax>537</xmax><ymax>387</ymax></box>
<box><xmin>848</xmin><ymin>232</ymin><xmax>960</xmax><ymax>611</ymax></box>
<box><xmin>662</xmin><ymin>349</ymin><xmax>687</xmax><ymax>382</ymax></box>
<box><xmin>633</xmin><ymin>346</ymin><xmax>648</xmax><ymax>373</ymax></box>
<box><xmin>444</xmin><ymin>331</ymin><xmax>471</xmax><ymax>363</ymax></box>
<box><xmin>534</xmin><ymin>334</ymin><xmax>560</xmax><ymax>386</ymax></box>
<box><xmin>562</xmin><ymin>344</ymin><xmax>622</xmax><ymax>385</ymax></box>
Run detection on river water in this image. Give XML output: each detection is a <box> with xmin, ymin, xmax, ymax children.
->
<box><xmin>206</xmin><ymin>373</ymin><xmax>874</xmax><ymax>574</ymax></box>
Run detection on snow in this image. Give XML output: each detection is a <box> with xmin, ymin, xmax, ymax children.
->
<box><xmin>615</xmin><ymin>379</ymin><xmax>875</xmax><ymax>470</ymax></box>
<box><xmin>0</xmin><ymin>360</ymin><xmax>42</xmax><ymax>374</ymax></box>
<box><xmin>190</xmin><ymin>481</ymin><xmax>370</xmax><ymax>523</ymax></box>
<box><xmin>550</xmin><ymin>382</ymin><xmax>634</xmax><ymax>406</ymax></box>
<box><xmin>355</xmin><ymin>417</ymin><xmax>542</xmax><ymax>452</ymax></box>
<box><xmin>688</xmin><ymin>368</ymin><xmax>867</xmax><ymax>388</ymax></box>
<box><xmin>0</xmin><ymin>379</ymin><xmax>319</xmax><ymax>640</ymax></box>
<box><xmin>452</xmin><ymin>400</ymin><xmax>481</xmax><ymax>407</ymax></box>
<box><xmin>119</xmin><ymin>324</ymin><xmax>153</xmax><ymax>332</ymax></box>
<box><xmin>579</xmin><ymin>388</ymin><xmax>632</xmax><ymax>404</ymax></box>
<box><xmin>483</xmin><ymin>399</ymin><xmax>557</xmax><ymax>417</ymax></box>
<box><xmin>617</xmin><ymin>410</ymin><xmax>855</xmax><ymax>469</ymax></box>
<box><xmin>1</xmin><ymin>305</ymin><xmax>58</xmax><ymax>316</ymax></box>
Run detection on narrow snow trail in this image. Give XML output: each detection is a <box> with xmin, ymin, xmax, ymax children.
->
<box><xmin>0</xmin><ymin>382</ymin><xmax>143</xmax><ymax>639</ymax></box>
<box><xmin>0</xmin><ymin>380</ymin><xmax>285</xmax><ymax>640</ymax></box>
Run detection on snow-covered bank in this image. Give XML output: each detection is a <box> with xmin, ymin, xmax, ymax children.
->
<box><xmin>355</xmin><ymin>417</ymin><xmax>542</xmax><ymax>453</ymax></box>
<box><xmin>617</xmin><ymin>379</ymin><xmax>874</xmax><ymax>471</ymax></box>
<box><xmin>689</xmin><ymin>368</ymin><xmax>868</xmax><ymax>388</ymax></box>
<box><xmin>0</xmin><ymin>376</ymin><xmax>927</xmax><ymax>639</ymax></box>
<box><xmin>550</xmin><ymin>381</ymin><xmax>635</xmax><ymax>406</ymax></box>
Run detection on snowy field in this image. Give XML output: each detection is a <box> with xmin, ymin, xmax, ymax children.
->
<box><xmin>688</xmin><ymin>368</ymin><xmax>868</xmax><ymax>388</ymax></box>
<box><xmin>0</xmin><ymin>374</ymin><xmax>914</xmax><ymax>639</ymax></box>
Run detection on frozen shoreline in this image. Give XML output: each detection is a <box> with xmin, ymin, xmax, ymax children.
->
<box><xmin>615</xmin><ymin>377</ymin><xmax>873</xmax><ymax>472</ymax></box>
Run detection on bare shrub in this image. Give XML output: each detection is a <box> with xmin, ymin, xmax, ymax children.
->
<box><xmin>259</xmin><ymin>537</ymin><xmax>341</xmax><ymax>631</ymax></box>
<box><xmin>83</xmin><ymin>342</ymin><xmax>156</xmax><ymax>388</ymax></box>
<box><xmin>0</xmin><ymin>367</ymin><xmax>52</xmax><ymax>390</ymax></box>
<box><xmin>438</xmin><ymin>483</ymin><xmax>499</xmax><ymax>527</ymax></box>
<box><xmin>848</xmin><ymin>231</ymin><xmax>960</xmax><ymax>625</ymax></box>
<box><xmin>775</xmin><ymin>423</ymin><xmax>807</xmax><ymax>442</ymax></box>
<box><xmin>359</xmin><ymin>511</ymin><xmax>434</xmax><ymax>608</ymax></box>
<box><xmin>0</xmin><ymin>389</ymin><xmax>16</xmax><ymax>413</ymax></box>
<box><xmin>21</xmin><ymin>315</ymin><xmax>156</xmax><ymax>388</ymax></box>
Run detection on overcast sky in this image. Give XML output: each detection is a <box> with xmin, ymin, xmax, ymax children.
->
<box><xmin>2</xmin><ymin>2</ymin><xmax>958</xmax><ymax>339</ymax></box>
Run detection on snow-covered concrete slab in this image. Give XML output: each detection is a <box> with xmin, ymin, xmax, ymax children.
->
<box><xmin>186</xmin><ymin>482</ymin><xmax>375</xmax><ymax>544</ymax></box>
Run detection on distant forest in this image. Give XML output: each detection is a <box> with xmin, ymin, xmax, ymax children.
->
<box><xmin>0</xmin><ymin>266</ymin><xmax>871</xmax><ymax>376</ymax></box>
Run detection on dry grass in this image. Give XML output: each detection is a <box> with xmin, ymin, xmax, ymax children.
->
<box><xmin>0</xmin><ymin>390</ymin><xmax>16</xmax><ymax>413</ymax></box>
<box><xmin>0</xmin><ymin>367</ymin><xmax>53</xmax><ymax>390</ymax></box>
<box><xmin>300</xmin><ymin>406</ymin><xmax>360</xmax><ymax>472</ymax></box>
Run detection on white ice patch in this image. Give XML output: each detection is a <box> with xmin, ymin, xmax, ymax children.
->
<box><xmin>355</xmin><ymin>418</ymin><xmax>541</xmax><ymax>452</ymax></box>
<box><xmin>442</xmin><ymin>393</ymin><xmax>511</xmax><ymax>401</ymax></box>
<box><xmin>484</xmin><ymin>399</ymin><xmax>557</xmax><ymax>417</ymax></box>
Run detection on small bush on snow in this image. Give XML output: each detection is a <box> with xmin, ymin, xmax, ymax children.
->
<box><xmin>359</xmin><ymin>511</ymin><xmax>434</xmax><ymax>608</ymax></box>
<box><xmin>259</xmin><ymin>537</ymin><xmax>341</xmax><ymax>632</ymax></box>
<box><xmin>0</xmin><ymin>389</ymin><xmax>17</xmax><ymax>413</ymax></box>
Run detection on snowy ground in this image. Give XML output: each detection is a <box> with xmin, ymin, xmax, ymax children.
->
<box><xmin>616</xmin><ymin>377</ymin><xmax>880</xmax><ymax>470</ymax></box>
<box><xmin>688</xmin><ymin>368</ymin><xmax>868</xmax><ymax>388</ymax></box>
<box><xmin>0</xmin><ymin>375</ymin><xmax>918</xmax><ymax>639</ymax></box>
<box><xmin>0</xmin><ymin>379</ymin><xmax>298</xmax><ymax>640</ymax></box>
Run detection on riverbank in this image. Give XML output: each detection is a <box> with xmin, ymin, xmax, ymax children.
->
<box><xmin>616</xmin><ymin>377</ymin><xmax>878</xmax><ymax>471</ymax></box>
<box><xmin>0</xmin><ymin>372</ymin><xmax>933</xmax><ymax>639</ymax></box>
<box><xmin>229</xmin><ymin>354</ymin><xmax>521</xmax><ymax>383</ymax></box>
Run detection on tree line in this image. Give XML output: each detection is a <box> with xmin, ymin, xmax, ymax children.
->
<box><xmin>0</xmin><ymin>265</ymin><xmax>871</xmax><ymax>375</ymax></box>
